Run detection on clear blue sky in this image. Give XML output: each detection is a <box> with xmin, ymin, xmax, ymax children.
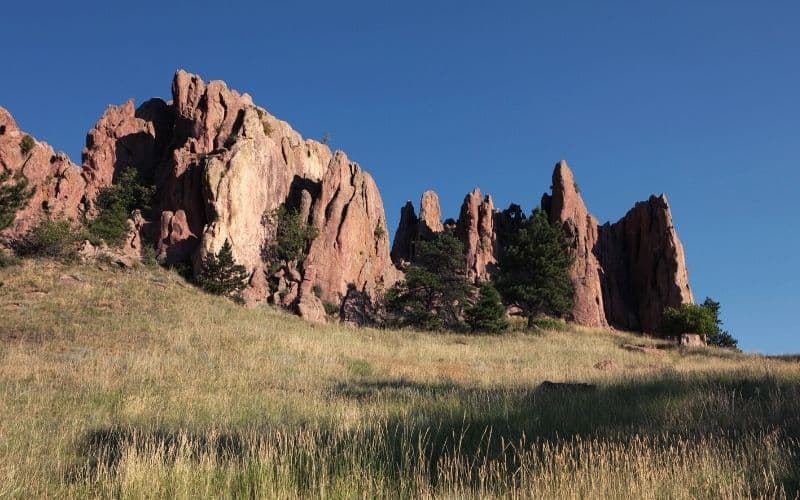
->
<box><xmin>3</xmin><ymin>1</ymin><xmax>798</xmax><ymax>353</ymax></box>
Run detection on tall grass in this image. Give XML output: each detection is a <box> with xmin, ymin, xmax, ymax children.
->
<box><xmin>1</xmin><ymin>260</ymin><xmax>799</xmax><ymax>497</ymax></box>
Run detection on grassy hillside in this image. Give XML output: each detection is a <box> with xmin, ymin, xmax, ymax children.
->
<box><xmin>1</xmin><ymin>261</ymin><xmax>798</xmax><ymax>498</ymax></box>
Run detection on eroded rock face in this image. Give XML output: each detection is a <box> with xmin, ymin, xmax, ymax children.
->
<box><xmin>390</xmin><ymin>201</ymin><xmax>418</xmax><ymax>265</ymax></box>
<box><xmin>542</xmin><ymin>161</ymin><xmax>693</xmax><ymax>333</ymax></box>
<box><xmin>0</xmin><ymin>106</ymin><xmax>88</xmax><ymax>238</ymax></box>
<box><xmin>418</xmin><ymin>190</ymin><xmax>444</xmax><ymax>238</ymax></box>
<box><xmin>597</xmin><ymin>194</ymin><xmax>693</xmax><ymax>333</ymax></box>
<box><xmin>297</xmin><ymin>153</ymin><xmax>399</xmax><ymax>319</ymax></box>
<box><xmin>77</xmin><ymin>70</ymin><xmax>398</xmax><ymax>317</ymax></box>
<box><xmin>456</xmin><ymin>188</ymin><xmax>496</xmax><ymax>283</ymax></box>
<box><xmin>542</xmin><ymin>161</ymin><xmax>607</xmax><ymax>327</ymax></box>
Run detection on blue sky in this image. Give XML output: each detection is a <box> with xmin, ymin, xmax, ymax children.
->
<box><xmin>3</xmin><ymin>1</ymin><xmax>798</xmax><ymax>353</ymax></box>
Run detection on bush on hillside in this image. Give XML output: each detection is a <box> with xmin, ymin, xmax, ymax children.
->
<box><xmin>660</xmin><ymin>298</ymin><xmax>739</xmax><ymax>350</ymax></box>
<box><xmin>385</xmin><ymin>231</ymin><xmax>471</xmax><ymax>331</ymax></box>
<box><xmin>197</xmin><ymin>240</ymin><xmax>250</xmax><ymax>300</ymax></box>
<box><xmin>12</xmin><ymin>217</ymin><xmax>82</xmax><ymax>262</ymax></box>
<box><xmin>0</xmin><ymin>170</ymin><xmax>34</xmax><ymax>231</ymax></box>
<box><xmin>465</xmin><ymin>282</ymin><xmax>508</xmax><ymax>334</ymax></box>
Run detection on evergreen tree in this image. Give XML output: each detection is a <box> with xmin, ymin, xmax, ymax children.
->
<box><xmin>465</xmin><ymin>282</ymin><xmax>509</xmax><ymax>334</ymax></box>
<box><xmin>495</xmin><ymin>208</ymin><xmax>574</xmax><ymax>327</ymax></box>
<box><xmin>197</xmin><ymin>240</ymin><xmax>250</xmax><ymax>300</ymax></box>
<box><xmin>0</xmin><ymin>170</ymin><xmax>33</xmax><ymax>231</ymax></box>
<box><xmin>659</xmin><ymin>298</ymin><xmax>739</xmax><ymax>350</ymax></box>
<box><xmin>385</xmin><ymin>231</ymin><xmax>471</xmax><ymax>331</ymax></box>
<box><xmin>87</xmin><ymin>167</ymin><xmax>155</xmax><ymax>246</ymax></box>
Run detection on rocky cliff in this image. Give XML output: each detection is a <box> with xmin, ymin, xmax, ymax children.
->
<box><xmin>2</xmin><ymin>70</ymin><xmax>398</xmax><ymax>322</ymax></box>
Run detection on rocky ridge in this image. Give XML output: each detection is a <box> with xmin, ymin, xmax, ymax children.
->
<box><xmin>391</xmin><ymin>160</ymin><xmax>693</xmax><ymax>333</ymax></box>
<box><xmin>1</xmin><ymin>71</ymin><xmax>692</xmax><ymax>332</ymax></box>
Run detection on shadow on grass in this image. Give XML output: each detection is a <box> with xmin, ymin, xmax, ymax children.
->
<box><xmin>72</xmin><ymin>373</ymin><xmax>800</xmax><ymax>494</ymax></box>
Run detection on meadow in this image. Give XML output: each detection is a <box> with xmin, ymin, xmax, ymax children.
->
<box><xmin>1</xmin><ymin>260</ymin><xmax>799</xmax><ymax>498</ymax></box>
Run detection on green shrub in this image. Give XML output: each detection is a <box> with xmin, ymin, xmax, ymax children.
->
<box><xmin>0</xmin><ymin>251</ymin><xmax>21</xmax><ymax>268</ymax></box>
<box><xmin>87</xmin><ymin>167</ymin><xmax>154</xmax><ymax>246</ymax></box>
<box><xmin>530</xmin><ymin>316</ymin><xmax>570</xmax><ymax>332</ymax></box>
<box><xmin>19</xmin><ymin>135</ymin><xmax>35</xmax><ymax>156</ymax></box>
<box><xmin>224</xmin><ymin>133</ymin><xmax>237</xmax><ymax>149</ymax></box>
<box><xmin>197</xmin><ymin>240</ymin><xmax>250</xmax><ymax>300</ymax></box>
<box><xmin>0</xmin><ymin>170</ymin><xmax>34</xmax><ymax>231</ymax></box>
<box><xmin>12</xmin><ymin>217</ymin><xmax>81</xmax><ymax>261</ymax></box>
<box><xmin>323</xmin><ymin>301</ymin><xmax>340</xmax><ymax>317</ymax></box>
<box><xmin>264</xmin><ymin>205</ymin><xmax>319</xmax><ymax>264</ymax></box>
<box><xmin>465</xmin><ymin>283</ymin><xmax>508</xmax><ymax>334</ymax></box>
<box><xmin>660</xmin><ymin>304</ymin><xmax>716</xmax><ymax>337</ymax></box>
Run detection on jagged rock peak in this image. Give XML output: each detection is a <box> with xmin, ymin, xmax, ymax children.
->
<box><xmin>418</xmin><ymin>190</ymin><xmax>444</xmax><ymax>238</ymax></box>
<box><xmin>544</xmin><ymin>160</ymin><xmax>607</xmax><ymax>327</ymax></box>
<box><xmin>0</xmin><ymin>106</ymin><xmax>87</xmax><ymax>237</ymax></box>
<box><xmin>390</xmin><ymin>201</ymin><xmax>418</xmax><ymax>265</ymax></box>
<box><xmin>456</xmin><ymin>187</ymin><xmax>497</xmax><ymax>283</ymax></box>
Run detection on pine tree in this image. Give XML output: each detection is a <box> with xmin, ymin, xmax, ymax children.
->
<box><xmin>700</xmin><ymin>297</ymin><xmax>738</xmax><ymax>349</ymax></box>
<box><xmin>0</xmin><ymin>170</ymin><xmax>33</xmax><ymax>231</ymax></box>
<box><xmin>465</xmin><ymin>282</ymin><xmax>509</xmax><ymax>334</ymax></box>
<box><xmin>495</xmin><ymin>208</ymin><xmax>574</xmax><ymax>327</ymax></box>
<box><xmin>385</xmin><ymin>231</ymin><xmax>471</xmax><ymax>331</ymax></box>
<box><xmin>197</xmin><ymin>240</ymin><xmax>250</xmax><ymax>300</ymax></box>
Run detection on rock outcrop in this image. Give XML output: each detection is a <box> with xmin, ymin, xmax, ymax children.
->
<box><xmin>542</xmin><ymin>161</ymin><xmax>693</xmax><ymax>333</ymax></box>
<box><xmin>541</xmin><ymin>161</ymin><xmax>607</xmax><ymax>327</ymax></box>
<box><xmin>79</xmin><ymin>70</ymin><xmax>398</xmax><ymax>319</ymax></box>
<box><xmin>456</xmin><ymin>188</ymin><xmax>497</xmax><ymax>283</ymax></box>
<box><xmin>0</xmin><ymin>106</ymin><xmax>88</xmax><ymax>238</ymax></box>
<box><xmin>596</xmin><ymin>194</ymin><xmax>694</xmax><ymax>332</ymax></box>
<box><xmin>390</xmin><ymin>201</ymin><xmax>418</xmax><ymax>265</ymax></box>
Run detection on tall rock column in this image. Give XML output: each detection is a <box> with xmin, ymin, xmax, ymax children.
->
<box><xmin>597</xmin><ymin>194</ymin><xmax>693</xmax><ymax>333</ymax></box>
<box><xmin>541</xmin><ymin>161</ymin><xmax>607</xmax><ymax>327</ymax></box>
<box><xmin>456</xmin><ymin>188</ymin><xmax>497</xmax><ymax>283</ymax></box>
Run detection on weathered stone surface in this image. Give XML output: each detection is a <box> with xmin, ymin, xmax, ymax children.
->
<box><xmin>597</xmin><ymin>194</ymin><xmax>694</xmax><ymax>333</ymax></box>
<box><xmin>418</xmin><ymin>190</ymin><xmax>444</xmax><ymax>238</ymax></box>
<box><xmin>81</xmin><ymin>99</ymin><xmax>172</xmax><ymax>202</ymax></box>
<box><xmin>298</xmin><ymin>152</ymin><xmax>399</xmax><ymax>317</ymax></box>
<box><xmin>390</xmin><ymin>201</ymin><xmax>418</xmax><ymax>266</ymax></box>
<box><xmin>456</xmin><ymin>188</ymin><xmax>497</xmax><ymax>283</ymax></box>
<box><xmin>542</xmin><ymin>161</ymin><xmax>607</xmax><ymax>327</ymax></box>
<box><xmin>680</xmin><ymin>333</ymin><xmax>705</xmax><ymax>347</ymax></box>
<box><xmin>0</xmin><ymin>106</ymin><xmax>88</xmax><ymax>238</ymax></box>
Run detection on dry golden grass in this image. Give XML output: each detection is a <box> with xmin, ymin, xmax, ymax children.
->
<box><xmin>1</xmin><ymin>260</ymin><xmax>799</xmax><ymax>498</ymax></box>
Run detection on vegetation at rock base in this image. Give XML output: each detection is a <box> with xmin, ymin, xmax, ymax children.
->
<box><xmin>385</xmin><ymin>231</ymin><xmax>471</xmax><ymax>331</ymax></box>
<box><xmin>0</xmin><ymin>260</ymin><xmax>798</xmax><ymax>497</ymax></box>
<box><xmin>87</xmin><ymin>166</ymin><xmax>155</xmax><ymax>246</ymax></box>
<box><xmin>465</xmin><ymin>282</ymin><xmax>508</xmax><ymax>334</ymax></box>
<box><xmin>495</xmin><ymin>207</ymin><xmax>575</xmax><ymax>327</ymax></box>
<box><xmin>263</xmin><ymin>205</ymin><xmax>319</xmax><ymax>265</ymax></box>
<box><xmin>196</xmin><ymin>239</ymin><xmax>250</xmax><ymax>300</ymax></box>
<box><xmin>0</xmin><ymin>169</ymin><xmax>34</xmax><ymax>231</ymax></box>
<box><xmin>10</xmin><ymin>217</ymin><xmax>82</xmax><ymax>261</ymax></box>
<box><xmin>661</xmin><ymin>297</ymin><xmax>739</xmax><ymax>349</ymax></box>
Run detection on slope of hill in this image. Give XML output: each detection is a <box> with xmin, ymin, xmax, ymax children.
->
<box><xmin>1</xmin><ymin>260</ymin><xmax>798</xmax><ymax>497</ymax></box>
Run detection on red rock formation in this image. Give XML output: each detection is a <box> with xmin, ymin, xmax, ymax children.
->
<box><xmin>297</xmin><ymin>152</ymin><xmax>399</xmax><ymax>321</ymax></box>
<box><xmin>0</xmin><ymin>106</ymin><xmax>88</xmax><ymax>238</ymax></box>
<box><xmin>456</xmin><ymin>188</ymin><xmax>497</xmax><ymax>283</ymax></box>
<box><xmin>418</xmin><ymin>190</ymin><xmax>444</xmax><ymax>238</ymax></box>
<box><xmin>597</xmin><ymin>194</ymin><xmax>693</xmax><ymax>332</ymax></box>
<box><xmin>390</xmin><ymin>201</ymin><xmax>418</xmax><ymax>265</ymax></box>
<box><xmin>541</xmin><ymin>161</ymin><xmax>607</xmax><ymax>327</ymax></box>
<box><xmin>542</xmin><ymin>161</ymin><xmax>693</xmax><ymax>332</ymax></box>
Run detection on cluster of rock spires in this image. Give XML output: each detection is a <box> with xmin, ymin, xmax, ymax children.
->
<box><xmin>391</xmin><ymin>161</ymin><xmax>693</xmax><ymax>332</ymax></box>
<box><xmin>0</xmin><ymin>70</ymin><xmax>692</xmax><ymax>332</ymax></box>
